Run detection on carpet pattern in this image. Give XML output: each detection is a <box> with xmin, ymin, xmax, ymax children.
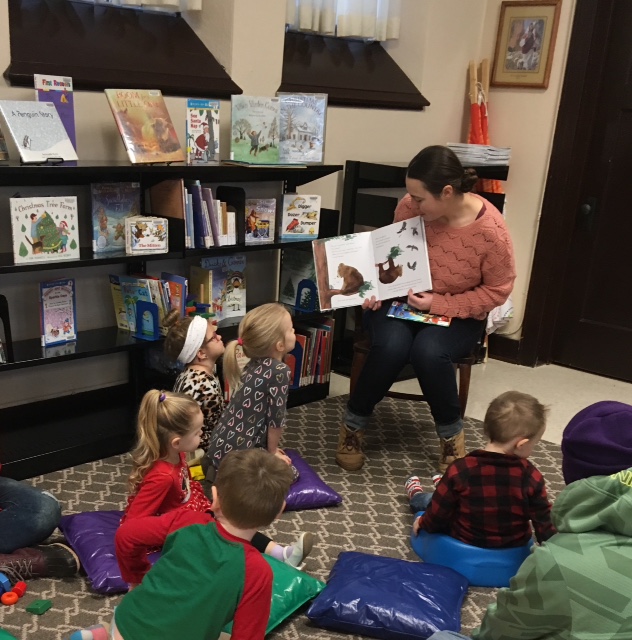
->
<box><xmin>0</xmin><ymin>395</ymin><xmax>565</xmax><ymax>640</ymax></box>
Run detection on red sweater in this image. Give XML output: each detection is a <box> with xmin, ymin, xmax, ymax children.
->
<box><xmin>394</xmin><ymin>193</ymin><xmax>515</xmax><ymax>319</ymax></box>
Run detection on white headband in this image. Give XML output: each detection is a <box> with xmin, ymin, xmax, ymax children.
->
<box><xmin>177</xmin><ymin>316</ymin><xmax>208</xmax><ymax>364</ymax></box>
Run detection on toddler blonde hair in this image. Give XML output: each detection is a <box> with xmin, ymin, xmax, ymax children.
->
<box><xmin>484</xmin><ymin>390</ymin><xmax>548</xmax><ymax>444</ymax></box>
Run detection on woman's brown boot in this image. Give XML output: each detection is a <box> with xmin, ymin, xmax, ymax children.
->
<box><xmin>335</xmin><ymin>424</ymin><xmax>365</xmax><ymax>471</ymax></box>
<box><xmin>438</xmin><ymin>429</ymin><xmax>466</xmax><ymax>473</ymax></box>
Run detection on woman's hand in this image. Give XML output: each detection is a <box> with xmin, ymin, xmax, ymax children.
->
<box><xmin>273</xmin><ymin>448</ymin><xmax>292</xmax><ymax>465</ymax></box>
<box><xmin>362</xmin><ymin>296</ymin><xmax>382</xmax><ymax>312</ymax></box>
<box><xmin>407</xmin><ymin>290</ymin><xmax>433</xmax><ymax>312</ymax></box>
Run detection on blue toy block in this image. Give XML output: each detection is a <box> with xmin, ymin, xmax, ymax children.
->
<box><xmin>410</xmin><ymin>511</ymin><xmax>533</xmax><ymax>588</ymax></box>
<box><xmin>0</xmin><ymin>573</ymin><xmax>11</xmax><ymax>594</ymax></box>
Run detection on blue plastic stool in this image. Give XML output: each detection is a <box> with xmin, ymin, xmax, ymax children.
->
<box><xmin>410</xmin><ymin>511</ymin><xmax>533</xmax><ymax>587</ymax></box>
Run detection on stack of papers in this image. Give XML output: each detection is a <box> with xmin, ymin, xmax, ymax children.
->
<box><xmin>447</xmin><ymin>143</ymin><xmax>511</xmax><ymax>166</ymax></box>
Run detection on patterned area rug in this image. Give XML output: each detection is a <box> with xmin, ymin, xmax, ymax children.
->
<box><xmin>0</xmin><ymin>395</ymin><xmax>565</xmax><ymax>640</ymax></box>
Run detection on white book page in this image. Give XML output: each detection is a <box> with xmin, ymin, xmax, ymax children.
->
<box><xmin>371</xmin><ymin>216</ymin><xmax>432</xmax><ymax>300</ymax></box>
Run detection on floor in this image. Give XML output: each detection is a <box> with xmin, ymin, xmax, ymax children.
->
<box><xmin>329</xmin><ymin>360</ymin><xmax>632</xmax><ymax>445</ymax></box>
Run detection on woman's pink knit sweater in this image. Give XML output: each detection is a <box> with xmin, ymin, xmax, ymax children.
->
<box><xmin>394</xmin><ymin>193</ymin><xmax>516</xmax><ymax>320</ymax></box>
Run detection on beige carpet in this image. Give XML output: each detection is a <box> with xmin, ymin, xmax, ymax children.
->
<box><xmin>0</xmin><ymin>395</ymin><xmax>565</xmax><ymax>640</ymax></box>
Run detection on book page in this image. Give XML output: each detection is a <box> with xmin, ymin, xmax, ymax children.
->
<box><xmin>313</xmin><ymin>233</ymin><xmax>376</xmax><ymax>310</ymax></box>
<box><xmin>371</xmin><ymin>216</ymin><xmax>432</xmax><ymax>300</ymax></box>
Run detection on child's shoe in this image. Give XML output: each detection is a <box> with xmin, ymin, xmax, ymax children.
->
<box><xmin>282</xmin><ymin>532</ymin><xmax>314</xmax><ymax>570</ymax></box>
<box><xmin>68</xmin><ymin>624</ymin><xmax>110</xmax><ymax>640</ymax></box>
<box><xmin>431</xmin><ymin>473</ymin><xmax>443</xmax><ymax>487</ymax></box>
<box><xmin>404</xmin><ymin>475</ymin><xmax>424</xmax><ymax>500</ymax></box>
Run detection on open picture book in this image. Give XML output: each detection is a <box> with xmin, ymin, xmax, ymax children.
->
<box><xmin>312</xmin><ymin>216</ymin><xmax>432</xmax><ymax>310</ymax></box>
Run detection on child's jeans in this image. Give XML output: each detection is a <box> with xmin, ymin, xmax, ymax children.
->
<box><xmin>409</xmin><ymin>491</ymin><xmax>433</xmax><ymax>513</ymax></box>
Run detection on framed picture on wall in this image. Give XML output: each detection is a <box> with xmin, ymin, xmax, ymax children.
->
<box><xmin>491</xmin><ymin>0</ymin><xmax>562</xmax><ymax>89</ymax></box>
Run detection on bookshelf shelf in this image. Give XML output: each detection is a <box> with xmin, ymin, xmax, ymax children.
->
<box><xmin>0</xmin><ymin>161</ymin><xmax>342</xmax><ymax>479</ymax></box>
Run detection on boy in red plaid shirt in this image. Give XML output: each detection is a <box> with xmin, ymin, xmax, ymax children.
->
<box><xmin>407</xmin><ymin>391</ymin><xmax>556</xmax><ymax>548</ymax></box>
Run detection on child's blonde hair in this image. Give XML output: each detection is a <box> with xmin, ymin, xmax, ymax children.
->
<box><xmin>484</xmin><ymin>391</ymin><xmax>548</xmax><ymax>444</ymax></box>
<box><xmin>215</xmin><ymin>449</ymin><xmax>294</xmax><ymax>529</ymax></box>
<box><xmin>223</xmin><ymin>303</ymin><xmax>289</xmax><ymax>391</ymax></box>
<box><xmin>128</xmin><ymin>389</ymin><xmax>200</xmax><ymax>493</ymax></box>
<box><xmin>163</xmin><ymin>309</ymin><xmax>195</xmax><ymax>363</ymax></box>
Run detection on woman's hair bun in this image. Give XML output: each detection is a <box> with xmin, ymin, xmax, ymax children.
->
<box><xmin>460</xmin><ymin>167</ymin><xmax>478</xmax><ymax>193</ymax></box>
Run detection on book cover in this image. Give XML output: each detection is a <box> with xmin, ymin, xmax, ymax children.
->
<box><xmin>104</xmin><ymin>89</ymin><xmax>184</xmax><ymax>164</ymax></box>
<box><xmin>199</xmin><ymin>254</ymin><xmax>247</xmax><ymax>325</ymax></box>
<box><xmin>161</xmin><ymin>272</ymin><xmax>188</xmax><ymax>317</ymax></box>
<box><xmin>125</xmin><ymin>216</ymin><xmax>169</xmax><ymax>254</ymax></box>
<box><xmin>279</xmin><ymin>249</ymin><xmax>319</xmax><ymax>312</ymax></box>
<box><xmin>245</xmin><ymin>198</ymin><xmax>276</xmax><ymax>244</ymax></box>
<box><xmin>386</xmin><ymin>301</ymin><xmax>451</xmax><ymax>327</ymax></box>
<box><xmin>280</xmin><ymin>194</ymin><xmax>321</xmax><ymax>240</ymax></box>
<box><xmin>92</xmin><ymin>182</ymin><xmax>141</xmax><ymax>253</ymax></box>
<box><xmin>0</xmin><ymin>100</ymin><xmax>78</xmax><ymax>163</ymax></box>
<box><xmin>278</xmin><ymin>93</ymin><xmax>327</xmax><ymax>164</ymax></box>
<box><xmin>312</xmin><ymin>216</ymin><xmax>432</xmax><ymax>310</ymax></box>
<box><xmin>230</xmin><ymin>96</ymin><xmax>280</xmax><ymax>164</ymax></box>
<box><xmin>39</xmin><ymin>278</ymin><xmax>77</xmax><ymax>346</ymax></box>
<box><xmin>119</xmin><ymin>276</ymin><xmax>153</xmax><ymax>333</ymax></box>
<box><xmin>10</xmin><ymin>196</ymin><xmax>80</xmax><ymax>265</ymax></box>
<box><xmin>109</xmin><ymin>274</ymin><xmax>130</xmax><ymax>331</ymax></box>
<box><xmin>186</xmin><ymin>99</ymin><xmax>220</xmax><ymax>165</ymax></box>
<box><xmin>0</xmin><ymin>126</ymin><xmax>8</xmax><ymax>161</ymax></box>
<box><xmin>34</xmin><ymin>74</ymin><xmax>76</xmax><ymax>150</ymax></box>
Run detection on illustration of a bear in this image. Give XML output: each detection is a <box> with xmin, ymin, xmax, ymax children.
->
<box><xmin>330</xmin><ymin>263</ymin><xmax>365</xmax><ymax>296</ymax></box>
<box><xmin>376</xmin><ymin>258</ymin><xmax>403</xmax><ymax>284</ymax></box>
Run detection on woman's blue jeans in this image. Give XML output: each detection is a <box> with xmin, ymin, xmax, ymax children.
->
<box><xmin>346</xmin><ymin>304</ymin><xmax>485</xmax><ymax>437</ymax></box>
<box><xmin>0</xmin><ymin>477</ymin><xmax>61</xmax><ymax>553</ymax></box>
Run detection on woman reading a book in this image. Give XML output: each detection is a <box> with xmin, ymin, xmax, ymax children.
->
<box><xmin>336</xmin><ymin>145</ymin><xmax>516</xmax><ymax>474</ymax></box>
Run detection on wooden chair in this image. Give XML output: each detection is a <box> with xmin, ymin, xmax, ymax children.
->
<box><xmin>349</xmin><ymin>307</ymin><xmax>485</xmax><ymax>418</ymax></box>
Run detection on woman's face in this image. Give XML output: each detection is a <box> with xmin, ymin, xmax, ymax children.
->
<box><xmin>405</xmin><ymin>177</ymin><xmax>449</xmax><ymax>222</ymax></box>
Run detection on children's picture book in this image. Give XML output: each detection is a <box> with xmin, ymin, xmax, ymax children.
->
<box><xmin>280</xmin><ymin>249</ymin><xmax>319</xmax><ymax>312</ymax></box>
<box><xmin>230</xmin><ymin>96</ymin><xmax>280</xmax><ymax>164</ymax></box>
<box><xmin>34</xmin><ymin>74</ymin><xmax>76</xmax><ymax>151</ymax></box>
<box><xmin>386</xmin><ymin>301</ymin><xmax>451</xmax><ymax>327</ymax></box>
<box><xmin>125</xmin><ymin>216</ymin><xmax>169</xmax><ymax>254</ymax></box>
<box><xmin>92</xmin><ymin>182</ymin><xmax>141</xmax><ymax>253</ymax></box>
<box><xmin>245</xmin><ymin>198</ymin><xmax>276</xmax><ymax>244</ymax></box>
<box><xmin>0</xmin><ymin>126</ymin><xmax>9</xmax><ymax>161</ymax></box>
<box><xmin>39</xmin><ymin>278</ymin><xmax>77</xmax><ymax>346</ymax></box>
<box><xmin>280</xmin><ymin>194</ymin><xmax>321</xmax><ymax>240</ymax></box>
<box><xmin>199</xmin><ymin>254</ymin><xmax>247</xmax><ymax>325</ymax></box>
<box><xmin>186</xmin><ymin>99</ymin><xmax>220</xmax><ymax>165</ymax></box>
<box><xmin>109</xmin><ymin>274</ymin><xmax>130</xmax><ymax>331</ymax></box>
<box><xmin>0</xmin><ymin>100</ymin><xmax>78</xmax><ymax>163</ymax></box>
<box><xmin>104</xmin><ymin>89</ymin><xmax>184</xmax><ymax>164</ymax></box>
<box><xmin>312</xmin><ymin>216</ymin><xmax>432</xmax><ymax>311</ymax></box>
<box><xmin>278</xmin><ymin>93</ymin><xmax>327</xmax><ymax>164</ymax></box>
<box><xmin>118</xmin><ymin>276</ymin><xmax>153</xmax><ymax>333</ymax></box>
<box><xmin>10</xmin><ymin>196</ymin><xmax>80</xmax><ymax>265</ymax></box>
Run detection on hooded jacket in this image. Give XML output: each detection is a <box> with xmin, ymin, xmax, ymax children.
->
<box><xmin>473</xmin><ymin>468</ymin><xmax>632</xmax><ymax>639</ymax></box>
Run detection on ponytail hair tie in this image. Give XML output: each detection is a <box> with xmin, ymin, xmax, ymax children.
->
<box><xmin>237</xmin><ymin>337</ymin><xmax>244</xmax><ymax>346</ymax></box>
<box><xmin>159</xmin><ymin>392</ymin><xmax>166</xmax><ymax>402</ymax></box>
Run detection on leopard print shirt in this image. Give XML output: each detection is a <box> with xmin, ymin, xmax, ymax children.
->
<box><xmin>173</xmin><ymin>368</ymin><xmax>225</xmax><ymax>451</ymax></box>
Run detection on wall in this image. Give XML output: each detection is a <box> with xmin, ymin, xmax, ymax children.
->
<box><xmin>0</xmin><ymin>0</ymin><xmax>575</xmax><ymax>408</ymax></box>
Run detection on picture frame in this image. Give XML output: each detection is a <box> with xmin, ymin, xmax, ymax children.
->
<box><xmin>491</xmin><ymin>0</ymin><xmax>562</xmax><ymax>89</ymax></box>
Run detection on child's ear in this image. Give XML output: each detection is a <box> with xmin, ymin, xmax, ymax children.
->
<box><xmin>515</xmin><ymin>437</ymin><xmax>530</xmax><ymax>452</ymax></box>
<box><xmin>170</xmin><ymin>435</ymin><xmax>181</xmax><ymax>450</ymax></box>
<box><xmin>211</xmin><ymin>485</ymin><xmax>219</xmax><ymax>508</ymax></box>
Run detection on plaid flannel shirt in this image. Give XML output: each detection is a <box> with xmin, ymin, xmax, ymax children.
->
<box><xmin>420</xmin><ymin>450</ymin><xmax>556</xmax><ymax>548</ymax></box>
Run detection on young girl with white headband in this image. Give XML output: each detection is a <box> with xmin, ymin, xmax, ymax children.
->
<box><xmin>163</xmin><ymin>309</ymin><xmax>313</xmax><ymax>568</ymax></box>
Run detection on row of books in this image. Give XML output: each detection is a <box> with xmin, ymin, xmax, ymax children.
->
<box><xmin>286</xmin><ymin>318</ymin><xmax>335</xmax><ymax>389</ymax></box>
<box><xmin>0</xmin><ymin>74</ymin><xmax>327</xmax><ymax>166</ymax></box>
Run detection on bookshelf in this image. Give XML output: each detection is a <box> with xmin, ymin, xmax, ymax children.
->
<box><xmin>0</xmin><ymin>161</ymin><xmax>342</xmax><ymax>479</ymax></box>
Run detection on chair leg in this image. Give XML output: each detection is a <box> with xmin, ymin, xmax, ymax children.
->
<box><xmin>457</xmin><ymin>363</ymin><xmax>472</xmax><ymax>418</ymax></box>
<box><xmin>350</xmin><ymin>350</ymin><xmax>368</xmax><ymax>397</ymax></box>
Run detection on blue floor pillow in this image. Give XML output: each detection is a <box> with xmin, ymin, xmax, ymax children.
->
<box><xmin>307</xmin><ymin>551</ymin><xmax>469</xmax><ymax>640</ymax></box>
<box><xmin>285</xmin><ymin>449</ymin><xmax>342</xmax><ymax>511</ymax></box>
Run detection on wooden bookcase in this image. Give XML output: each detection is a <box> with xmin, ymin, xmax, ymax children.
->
<box><xmin>0</xmin><ymin>161</ymin><xmax>342</xmax><ymax>479</ymax></box>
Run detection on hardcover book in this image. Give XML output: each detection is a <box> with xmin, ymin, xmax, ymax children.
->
<box><xmin>0</xmin><ymin>127</ymin><xmax>8</xmax><ymax>161</ymax></box>
<box><xmin>280</xmin><ymin>194</ymin><xmax>321</xmax><ymax>240</ymax></box>
<box><xmin>230</xmin><ymin>96</ymin><xmax>280</xmax><ymax>164</ymax></box>
<box><xmin>109</xmin><ymin>274</ymin><xmax>130</xmax><ymax>331</ymax></box>
<box><xmin>92</xmin><ymin>182</ymin><xmax>141</xmax><ymax>253</ymax></box>
<box><xmin>280</xmin><ymin>249</ymin><xmax>319</xmax><ymax>312</ymax></box>
<box><xmin>39</xmin><ymin>277</ymin><xmax>77</xmax><ymax>346</ymax></box>
<box><xmin>104</xmin><ymin>89</ymin><xmax>184</xmax><ymax>164</ymax></box>
<box><xmin>312</xmin><ymin>216</ymin><xmax>432</xmax><ymax>310</ymax></box>
<box><xmin>118</xmin><ymin>276</ymin><xmax>153</xmax><ymax>333</ymax></box>
<box><xmin>0</xmin><ymin>100</ymin><xmax>78</xmax><ymax>163</ymax></box>
<box><xmin>34</xmin><ymin>74</ymin><xmax>76</xmax><ymax>150</ymax></box>
<box><xmin>199</xmin><ymin>254</ymin><xmax>247</xmax><ymax>325</ymax></box>
<box><xmin>186</xmin><ymin>99</ymin><xmax>220</xmax><ymax>165</ymax></box>
<box><xmin>10</xmin><ymin>196</ymin><xmax>80</xmax><ymax>264</ymax></box>
<box><xmin>278</xmin><ymin>93</ymin><xmax>327</xmax><ymax>164</ymax></box>
<box><xmin>386</xmin><ymin>301</ymin><xmax>451</xmax><ymax>327</ymax></box>
<box><xmin>245</xmin><ymin>198</ymin><xmax>276</xmax><ymax>244</ymax></box>
<box><xmin>124</xmin><ymin>216</ymin><xmax>169</xmax><ymax>254</ymax></box>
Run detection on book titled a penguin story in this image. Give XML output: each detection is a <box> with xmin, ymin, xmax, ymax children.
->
<box><xmin>312</xmin><ymin>216</ymin><xmax>432</xmax><ymax>311</ymax></box>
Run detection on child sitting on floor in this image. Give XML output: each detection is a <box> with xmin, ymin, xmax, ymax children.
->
<box><xmin>407</xmin><ymin>390</ymin><xmax>556</xmax><ymax>548</ymax></box>
<box><xmin>72</xmin><ymin>449</ymin><xmax>295</xmax><ymax>640</ymax></box>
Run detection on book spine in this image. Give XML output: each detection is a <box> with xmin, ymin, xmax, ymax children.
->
<box><xmin>201</xmin><ymin>187</ymin><xmax>221</xmax><ymax>247</ymax></box>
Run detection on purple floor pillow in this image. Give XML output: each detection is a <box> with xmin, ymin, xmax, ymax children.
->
<box><xmin>59</xmin><ymin>510</ymin><xmax>159</xmax><ymax>594</ymax></box>
<box><xmin>284</xmin><ymin>449</ymin><xmax>342</xmax><ymax>511</ymax></box>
